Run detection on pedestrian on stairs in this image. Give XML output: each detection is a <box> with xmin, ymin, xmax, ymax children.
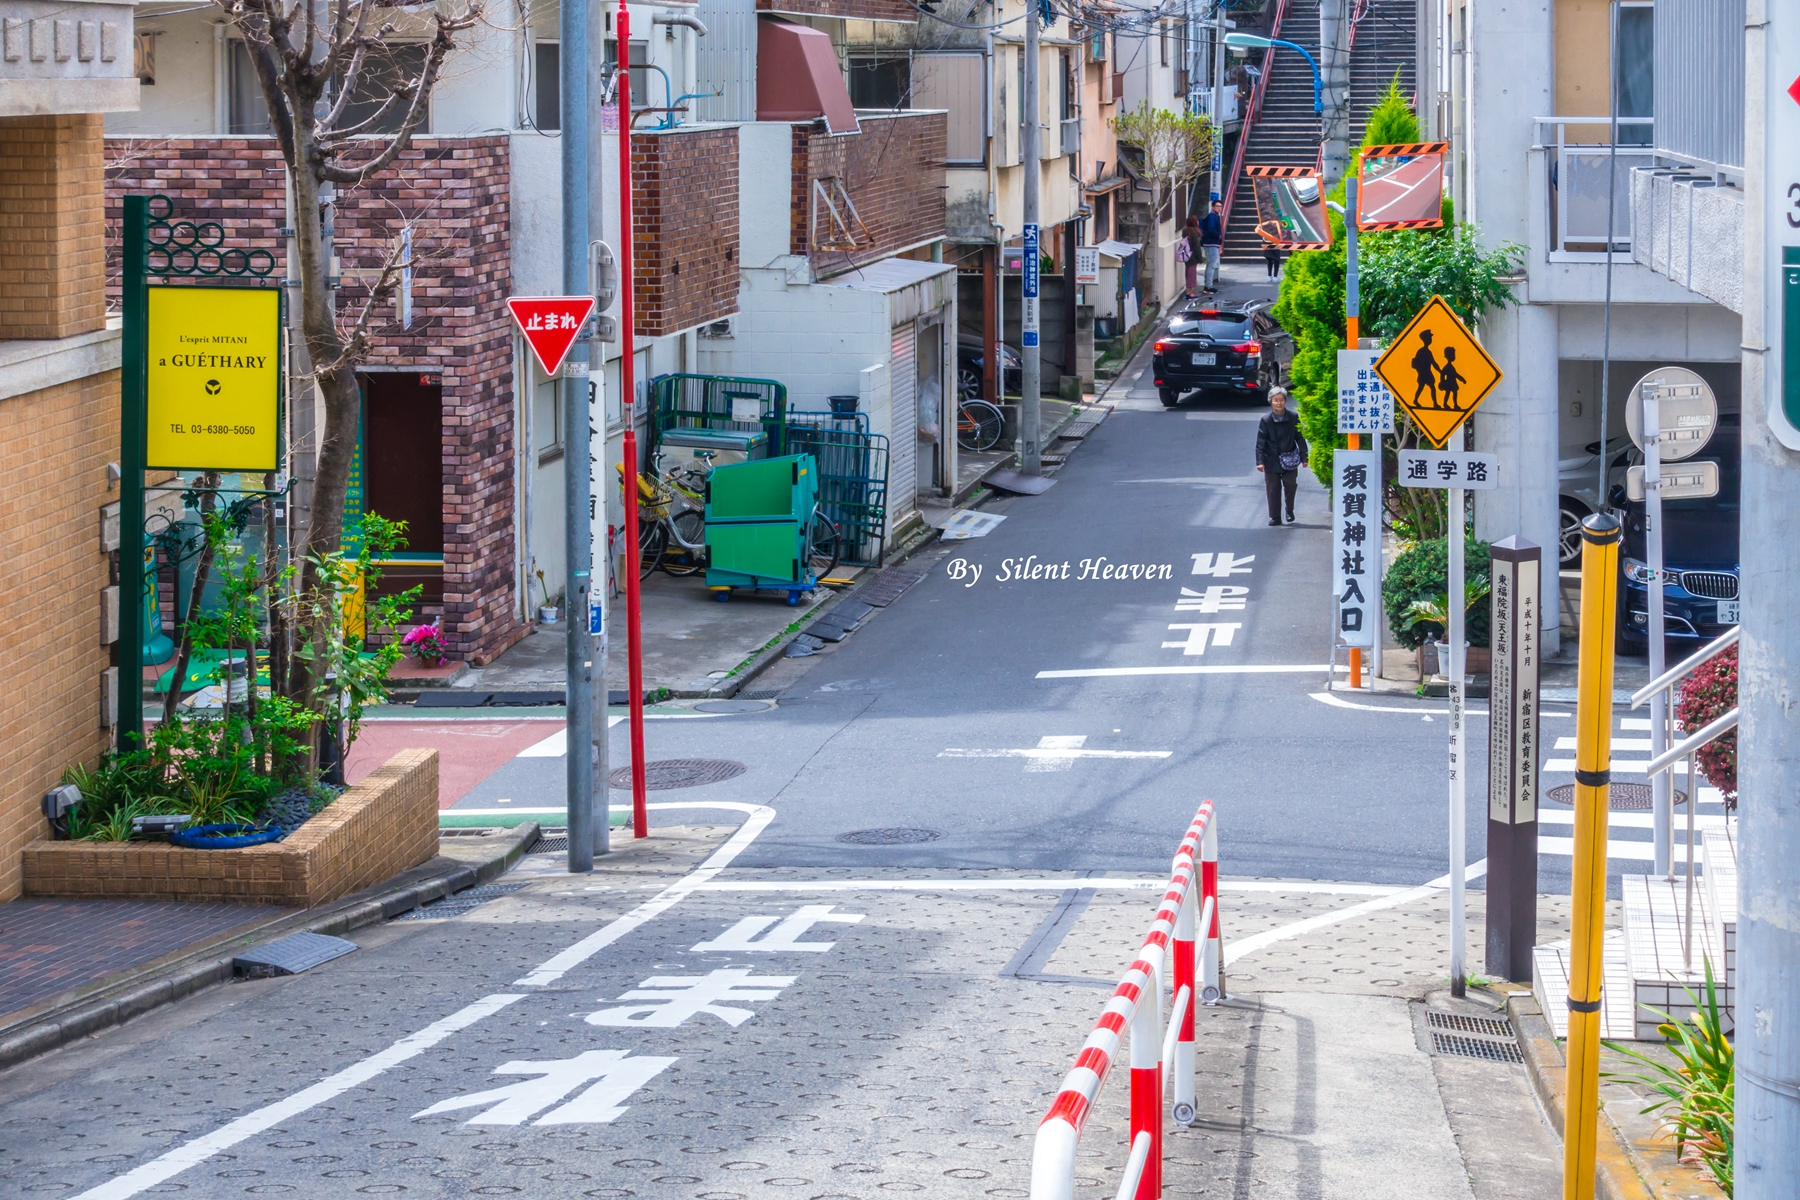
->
<box><xmin>1200</xmin><ymin>200</ymin><xmax>1224</xmax><ymax>293</ymax></box>
<box><xmin>1254</xmin><ymin>387</ymin><xmax>1308</xmax><ymax>526</ymax></box>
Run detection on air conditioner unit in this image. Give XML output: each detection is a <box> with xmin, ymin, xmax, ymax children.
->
<box><xmin>699</xmin><ymin>319</ymin><xmax>734</xmax><ymax>339</ymax></box>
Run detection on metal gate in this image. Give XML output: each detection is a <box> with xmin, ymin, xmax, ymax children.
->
<box><xmin>785</xmin><ymin>412</ymin><xmax>889</xmax><ymax>567</ymax></box>
<box><xmin>649</xmin><ymin>373</ymin><xmax>787</xmax><ymax>453</ymax></box>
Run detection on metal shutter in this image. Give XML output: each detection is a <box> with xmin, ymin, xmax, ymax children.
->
<box><xmin>888</xmin><ymin>320</ymin><xmax>918</xmax><ymax>535</ymax></box>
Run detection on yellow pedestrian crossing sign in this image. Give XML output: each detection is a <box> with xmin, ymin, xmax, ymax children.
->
<box><xmin>1373</xmin><ymin>295</ymin><xmax>1503</xmax><ymax>448</ymax></box>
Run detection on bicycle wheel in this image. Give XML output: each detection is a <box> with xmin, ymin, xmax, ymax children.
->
<box><xmin>662</xmin><ymin>510</ymin><xmax>708</xmax><ymax>577</ymax></box>
<box><xmin>636</xmin><ymin>519</ymin><xmax>665</xmax><ymax>579</ymax></box>
<box><xmin>957</xmin><ymin>399</ymin><xmax>1005</xmax><ymax>452</ymax></box>
<box><xmin>806</xmin><ymin>510</ymin><xmax>842</xmax><ymax>581</ymax></box>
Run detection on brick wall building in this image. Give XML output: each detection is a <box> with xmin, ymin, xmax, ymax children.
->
<box><xmin>631</xmin><ymin>126</ymin><xmax>741</xmax><ymax>338</ymax></box>
<box><xmin>103</xmin><ymin>136</ymin><xmax>524</xmax><ymax>665</ymax></box>
<box><xmin>1</xmin><ymin>110</ymin><xmax>128</xmax><ymax>900</ymax></box>
<box><xmin>789</xmin><ymin>111</ymin><xmax>948</xmax><ymax>278</ymax></box>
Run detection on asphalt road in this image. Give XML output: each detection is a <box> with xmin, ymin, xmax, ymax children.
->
<box><xmin>0</xmin><ymin>292</ymin><xmax>1660</xmax><ymax>1200</ymax></box>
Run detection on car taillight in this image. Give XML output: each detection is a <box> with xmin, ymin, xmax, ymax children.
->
<box><xmin>1154</xmin><ymin>341</ymin><xmax>1171</xmax><ymax>353</ymax></box>
<box><xmin>1232</xmin><ymin>342</ymin><xmax>1261</xmax><ymax>353</ymax></box>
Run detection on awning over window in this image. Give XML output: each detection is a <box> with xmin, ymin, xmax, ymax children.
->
<box><xmin>757</xmin><ymin>19</ymin><xmax>859</xmax><ymax>135</ymax></box>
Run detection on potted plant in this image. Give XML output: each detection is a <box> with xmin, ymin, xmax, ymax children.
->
<box><xmin>534</xmin><ymin>567</ymin><xmax>558</xmax><ymax>625</ymax></box>
<box><xmin>402</xmin><ymin>620</ymin><xmax>447</xmax><ymax>667</ymax></box>
<box><xmin>1402</xmin><ymin>578</ymin><xmax>1494</xmax><ymax>675</ymax></box>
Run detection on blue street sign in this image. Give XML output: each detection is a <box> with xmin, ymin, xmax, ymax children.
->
<box><xmin>1022</xmin><ymin>223</ymin><xmax>1040</xmax><ymax>348</ymax></box>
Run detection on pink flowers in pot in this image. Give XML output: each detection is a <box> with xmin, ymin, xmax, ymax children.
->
<box><xmin>402</xmin><ymin>621</ymin><xmax>446</xmax><ymax>665</ymax></box>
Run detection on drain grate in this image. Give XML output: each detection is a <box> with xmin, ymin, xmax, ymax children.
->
<box><xmin>396</xmin><ymin>882</ymin><xmax>529</xmax><ymax>921</ymax></box>
<box><xmin>529</xmin><ymin>833</ymin><xmax>569</xmax><ymax>855</ymax></box>
<box><xmin>1432</xmin><ymin>1032</ymin><xmax>1525</xmax><ymax>1064</ymax></box>
<box><xmin>609</xmin><ymin>758</ymin><xmax>747</xmax><ymax>791</ymax></box>
<box><xmin>1427</xmin><ymin>1011</ymin><xmax>1515</xmax><ymax>1038</ymax></box>
<box><xmin>738</xmin><ymin>687</ymin><xmax>786</xmax><ymax>700</ymax></box>
<box><xmin>837</xmin><ymin>827</ymin><xmax>943</xmax><ymax>845</ymax></box>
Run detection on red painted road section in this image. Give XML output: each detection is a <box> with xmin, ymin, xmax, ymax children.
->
<box><xmin>346</xmin><ymin>720</ymin><xmax>563</xmax><ymax>808</ymax></box>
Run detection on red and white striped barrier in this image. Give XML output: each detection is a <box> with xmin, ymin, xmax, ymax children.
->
<box><xmin>1030</xmin><ymin>802</ymin><xmax>1223</xmax><ymax>1200</ymax></box>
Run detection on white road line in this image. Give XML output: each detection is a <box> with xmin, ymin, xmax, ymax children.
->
<box><xmin>513</xmin><ymin>802</ymin><xmax>777</xmax><ymax>987</ymax></box>
<box><xmin>1224</xmin><ymin>859</ymin><xmax>1489</xmax><ymax>966</ymax></box>
<box><xmin>77</xmin><ymin>801</ymin><xmax>778</xmax><ymax>1199</ymax></box>
<box><xmin>72</xmin><ymin>993</ymin><xmax>525</xmax><ymax>1200</ymax></box>
<box><xmin>1539</xmin><ymin>837</ymin><xmax>1655</xmax><ymax>861</ymax></box>
<box><xmin>692</xmin><ymin>879</ymin><xmax>1404</xmax><ymax>896</ymax></box>
<box><xmin>1038</xmin><ymin>664</ymin><xmax>1347</xmax><ymax>678</ymax></box>
<box><xmin>1545</xmin><ymin>759</ymin><xmax>1650</xmax><ymax>773</ymax></box>
<box><xmin>1536</xmin><ymin>809</ymin><xmax>1730</xmax><ymax>831</ymax></box>
<box><xmin>1556</xmin><ymin>736</ymin><xmax>1653</xmax><ymax>752</ymax></box>
<box><xmin>938</xmin><ymin>748</ymin><xmax>1172</xmax><ymax>759</ymax></box>
<box><xmin>1309</xmin><ymin>691</ymin><xmax>1575</xmax><ymax>717</ymax></box>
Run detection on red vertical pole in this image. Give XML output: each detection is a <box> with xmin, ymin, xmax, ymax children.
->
<box><xmin>617</xmin><ymin>0</ymin><xmax>648</xmax><ymax>840</ymax></box>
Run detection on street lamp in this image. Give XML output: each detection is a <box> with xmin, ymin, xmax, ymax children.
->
<box><xmin>1224</xmin><ymin>31</ymin><xmax>1322</xmax><ymax>114</ymax></box>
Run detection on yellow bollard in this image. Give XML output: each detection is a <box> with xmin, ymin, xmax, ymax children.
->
<box><xmin>1564</xmin><ymin>513</ymin><xmax>1620</xmax><ymax>1200</ymax></box>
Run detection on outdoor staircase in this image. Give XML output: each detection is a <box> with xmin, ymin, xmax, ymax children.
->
<box><xmin>1534</xmin><ymin>821</ymin><xmax>1739</xmax><ymax>1041</ymax></box>
<box><xmin>1222</xmin><ymin>0</ymin><xmax>1420</xmax><ymax>261</ymax></box>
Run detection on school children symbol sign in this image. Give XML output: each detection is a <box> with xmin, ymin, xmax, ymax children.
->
<box><xmin>1373</xmin><ymin>295</ymin><xmax>1503</xmax><ymax>447</ymax></box>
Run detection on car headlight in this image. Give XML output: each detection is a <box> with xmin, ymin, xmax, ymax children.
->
<box><xmin>1622</xmin><ymin>558</ymin><xmax>1657</xmax><ymax>584</ymax></box>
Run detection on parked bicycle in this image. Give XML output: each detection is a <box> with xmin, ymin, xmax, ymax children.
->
<box><xmin>956</xmin><ymin>397</ymin><xmax>1005</xmax><ymax>452</ymax></box>
<box><xmin>622</xmin><ymin>453</ymin><xmax>711</xmax><ymax>578</ymax></box>
<box><xmin>625</xmin><ymin>451</ymin><xmax>843</xmax><ymax>584</ymax></box>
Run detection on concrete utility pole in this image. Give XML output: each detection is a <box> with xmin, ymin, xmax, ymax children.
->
<box><xmin>561</xmin><ymin>0</ymin><xmax>599</xmax><ymax>872</ymax></box>
<box><xmin>1737</xmin><ymin>2</ymin><xmax>1800</xmax><ymax>1190</ymax></box>
<box><xmin>1019</xmin><ymin>0</ymin><xmax>1042</xmax><ymax>476</ymax></box>
<box><xmin>1211</xmin><ymin>1</ymin><xmax>1227</xmax><ymax>201</ymax></box>
<box><xmin>1317</xmin><ymin>0</ymin><xmax>1350</xmax><ymax>186</ymax></box>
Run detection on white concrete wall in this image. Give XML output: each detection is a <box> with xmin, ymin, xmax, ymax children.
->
<box><xmin>739</xmin><ymin>122</ymin><xmax>793</xmax><ymax>270</ymax></box>
<box><xmin>699</xmin><ymin>263</ymin><xmax>890</xmax><ymax>406</ymax></box>
<box><xmin>108</xmin><ymin>11</ymin><xmax>217</xmax><ymax>134</ymax></box>
<box><xmin>432</xmin><ymin>19</ymin><xmax>517</xmax><ymax>136</ymax></box>
<box><xmin>1467</xmin><ymin>0</ymin><xmax>1560</xmax><ymax>648</ymax></box>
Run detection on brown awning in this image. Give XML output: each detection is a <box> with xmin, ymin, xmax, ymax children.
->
<box><xmin>756</xmin><ymin>18</ymin><xmax>860</xmax><ymax>135</ymax></box>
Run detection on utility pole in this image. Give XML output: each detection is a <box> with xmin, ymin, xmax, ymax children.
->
<box><xmin>1019</xmin><ymin>0</ymin><xmax>1041</xmax><ymax>476</ymax></box>
<box><xmin>1317</xmin><ymin>0</ymin><xmax>1350</xmax><ymax>186</ymax></box>
<box><xmin>561</xmin><ymin>0</ymin><xmax>597</xmax><ymax>872</ymax></box>
<box><xmin>585</xmin><ymin>0</ymin><xmax>611</xmax><ymax>862</ymax></box>
<box><xmin>1211</xmin><ymin>1</ymin><xmax>1227</xmax><ymax>201</ymax></box>
<box><xmin>1738</xmin><ymin>1</ymin><xmax>1800</xmax><ymax>1190</ymax></box>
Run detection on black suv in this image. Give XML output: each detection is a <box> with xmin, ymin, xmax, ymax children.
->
<box><xmin>1150</xmin><ymin>301</ymin><xmax>1285</xmax><ymax>407</ymax></box>
<box><xmin>1617</xmin><ymin>412</ymin><xmax>1740</xmax><ymax>653</ymax></box>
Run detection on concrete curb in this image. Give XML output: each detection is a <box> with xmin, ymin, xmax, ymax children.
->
<box><xmin>0</xmin><ymin>823</ymin><xmax>541</xmax><ymax>1073</ymax></box>
<box><xmin>1507</xmin><ymin>992</ymin><xmax>1724</xmax><ymax>1200</ymax></box>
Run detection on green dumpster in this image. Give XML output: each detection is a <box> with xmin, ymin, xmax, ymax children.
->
<box><xmin>704</xmin><ymin>454</ymin><xmax>819</xmax><ymax>604</ymax></box>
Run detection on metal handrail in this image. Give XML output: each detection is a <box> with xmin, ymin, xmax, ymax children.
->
<box><xmin>1220</xmin><ymin>0</ymin><xmax>1288</xmax><ymax>235</ymax></box>
<box><xmin>1113</xmin><ymin>1132</ymin><xmax>1153</xmax><ymax>1200</ymax></box>
<box><xmin>1647</xmin><ymin>707</ymin><xmax>1739</xmax><ymax>778</ymax></box>
<box><xmin>1632</xmin><ymin>625</ymin><xmax>1739</xmax><ymax>708</ymax></box>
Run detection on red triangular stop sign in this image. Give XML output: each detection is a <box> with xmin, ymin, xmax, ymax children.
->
<box><xmin>508</xmin><ymin>296</ymin><xmax>597</xmax><ymax>376</ymax></box>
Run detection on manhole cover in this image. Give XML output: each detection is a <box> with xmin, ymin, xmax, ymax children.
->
<box><xmin>837</xmin><ymin>827</ymin><xmax>943</xmax><ymax>845</ymax></box>
<box><xmin>693</xmin><ymin>699</ymin><xmax>772</xmax><ymax>714</ymax></box>
<box><xmin>1545</xmin><ymin>783</ymin><xmax>1685</xmax><ymax>811</ymax></box>
<box><xmin>609</xmin><ymin>759</ymin><xmax>747</xmax><ymax>791</ymax></box>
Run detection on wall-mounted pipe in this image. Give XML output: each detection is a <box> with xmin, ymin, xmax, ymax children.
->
<box><xmin>652</xmin><ymin>11</ymin><xmax>707</xmax><ymax>36</ymax></box>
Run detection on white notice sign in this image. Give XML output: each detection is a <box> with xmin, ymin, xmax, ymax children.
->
<box><xmin>1332</xmin><ymin>450</ymin><xmax>1379</xmax><ymax>649</ymax></box>
<box><xmin>1398</xmin><ymin>450</ymin><xmax>1498</xmax><ymax>489</ymax></box>
<box><xmin>1075</xmin><ymin>246</ymin><xmax>1100</xmax><ymax>285</ymax></box>
<box><xmin>1336</xmin><ymin>349</ymin><xmax>1395</xmax><ymax>434</ymax></box>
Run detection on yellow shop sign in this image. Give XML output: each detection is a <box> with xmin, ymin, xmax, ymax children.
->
<box><xmin>146</xmin><ymin>286</ymin><xmax>281</xmax><ymax>471</ymax></box>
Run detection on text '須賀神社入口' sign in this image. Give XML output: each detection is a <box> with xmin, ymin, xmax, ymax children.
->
<box><xmin>146</xmin><ymin>285</ymin><xmax>282</xmax><ymax>471</ymax></box>
<box><xmin>1332</xmin><ymin>449</ymin><xmax>1379</xmax><ymax>649</ymax></box>
<box><xmin>1373</xmin><ymin>295</ymin><xmax>1503</xmax><ymax>448</ymax></box>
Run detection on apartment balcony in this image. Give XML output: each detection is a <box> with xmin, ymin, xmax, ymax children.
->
<box><xmin>1534</xmin><ymin>116</ymin><xmax>1654</xmax><ymax>259</ymax></box>
<box><xmin>1060</xmin><ymin>117</ymin><xmax>1081</xmax><ymax>157</ymax></box>
<box><xmin>788</xmin><ymin>110</ymin><xmax>948</xmax><ymax>279</ymax></box>
<box><xmin>630</xmin><ymin>124</ymin><xmax>742</xmax><ymax>337</ymax></box>
<box><xmin>754</xmin><ymin>0</ymin><xmax>917</xmax><ymax>21</ymax></box>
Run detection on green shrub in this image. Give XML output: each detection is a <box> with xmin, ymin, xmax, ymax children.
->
<box><xmin>1383</xmin><ymin>535</ymin><xmax>1492</xmax><ymax>649</ymax></box>
<box><xmin>1606</xmin><ymin>962</ymin><xmax>1735</xmax><ymax>1196</ymax></box>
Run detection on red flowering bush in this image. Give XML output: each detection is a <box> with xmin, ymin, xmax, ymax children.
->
<box><xmin>1676</xmin><ymin>645</ymin><xmax>1737</xmax><ymax>809</ymax></box>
